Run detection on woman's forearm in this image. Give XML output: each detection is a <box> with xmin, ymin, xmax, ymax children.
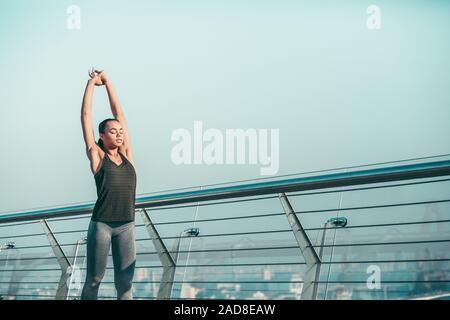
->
<box><xmin>81</xmin><ymin>79</ymin><xmax>96</xmax><ymax>116</ymax></box>
<box><xmin>105</xmin><ymin>81</ymin><xmax>124</xmax><ymax>116</ymax></box>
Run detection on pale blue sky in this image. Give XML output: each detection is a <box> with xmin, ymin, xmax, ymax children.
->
<box><xmin>1</xmin><ymin>0</ymin><xmax>449</xmax><ymax>213</ymax></box>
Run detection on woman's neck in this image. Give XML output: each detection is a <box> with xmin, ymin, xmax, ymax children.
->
<box><xmin>105</xmin><ymin>148</ymin><xmax>119</xmax><ymax>157</ymax></box>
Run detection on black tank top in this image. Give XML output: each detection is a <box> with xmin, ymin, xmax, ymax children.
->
<box><xmin>92</xmin><ymin>151</ymin><xmax>137</xmax><ymax>222</ymax></box>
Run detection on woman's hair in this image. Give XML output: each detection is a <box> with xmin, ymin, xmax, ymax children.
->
<box><xmin>98</xmin><ymin>118</ymin><xmax>119</xmax><ymax>151</ymax></box>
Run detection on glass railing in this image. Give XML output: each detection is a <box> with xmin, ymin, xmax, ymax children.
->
<box><xmin>1</xmin><ymin>156</ymin><xmax>449</xmax><ymax>300</ymax></box>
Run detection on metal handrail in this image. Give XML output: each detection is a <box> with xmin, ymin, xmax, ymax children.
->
<box><xmin>1</xmin><ymin>159</ymin><xmax>450</xmax><ymax>223</ymax></box>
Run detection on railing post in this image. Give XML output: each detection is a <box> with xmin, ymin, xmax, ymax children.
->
<box><xmin>67</xmin><ymin>238</ymin><xmax>87</xmax><ymax>299</ymax></box>
<box><xmin>278</xmin><ymin>193</ymin><xmax>321</xmax><ymax>300</ymax></box>
<box><xmin>301</xmin><ymin>217</ymin><xmax>347</xmax><ymax>300</ymax></box>
<box><xmin>7</xmin><ymin>249</ymin><xmax>21</xmax><ymax>299</ymax></box>
<box><xmin>1</xmin><ymin>242</ymin><xmax>21</xmax><ymax>300</ymax></box>
<box><xmin>302</xmin><ymin>221</ymin><xmax>331</xmax><ymax>300</ymax></box>
<box><xmin>140</xmin><ymin>208</ymin><xmax>177</xmax><ymax>299</ymax></box>
<box><xmin>40</xmin><ymin>219</ymin><xmax>71</xmax><ymax>300</ymax></box>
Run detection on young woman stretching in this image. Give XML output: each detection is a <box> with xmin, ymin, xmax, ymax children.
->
<box><xmin>80</xmin><ymin>68</ymin><xmax>137</xmax><ymax>300</ymax></box>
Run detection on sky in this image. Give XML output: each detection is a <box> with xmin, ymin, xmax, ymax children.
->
<box><xmin>1</xmin><ymin>0</ymin><xmax>449</xmax><ymax>213</ymax></box>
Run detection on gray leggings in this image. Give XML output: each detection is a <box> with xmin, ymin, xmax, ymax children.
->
<box><xmin>81</xmin><ymin>220</ymin><xmax>136</xmax><ymax>300</ymax></box>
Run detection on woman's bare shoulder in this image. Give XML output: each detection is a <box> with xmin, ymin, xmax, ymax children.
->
<box><xmin>88</xmin><ymin>144</ymin><xmax>107</xmax><ymax>176</ymax></box>
<box><xmin>87</xmin><ymin>143</ymin><xmax>105</xmax><ymax>160</ymax></box>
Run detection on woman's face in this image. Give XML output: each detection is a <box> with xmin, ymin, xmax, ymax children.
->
<box><xmin>100</xmin><ymin>120</ymin><xmax>124</xmax><ymax>148</ymax></box>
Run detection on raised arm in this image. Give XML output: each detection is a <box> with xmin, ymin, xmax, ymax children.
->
<box><xmin>98</xmin><ymin>71</ymin><xmax>134</xmax><ymax>160</ymax></box>
<box><xmin>81</xmin><ymin>69</ymin><xmax>103</xmax><ymax>154</ymax></box>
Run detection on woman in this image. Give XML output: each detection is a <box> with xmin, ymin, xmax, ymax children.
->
<box><xmin>80</xmin><ymin>68</ymin><xmax>137</xmax><ymax>300</ymax></box>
